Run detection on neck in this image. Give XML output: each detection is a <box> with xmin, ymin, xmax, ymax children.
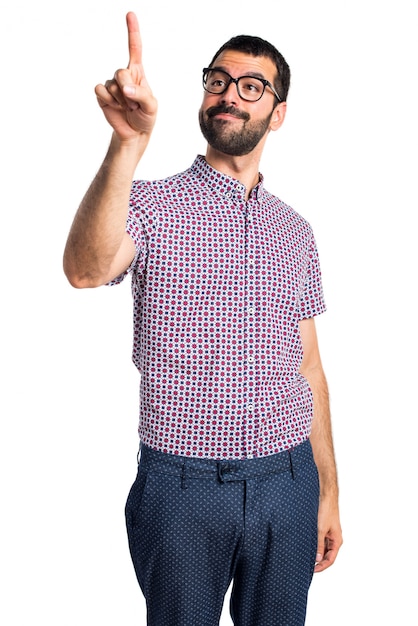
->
<box><xmin>205</xmin><ymin>147</ymin><xmax>262</xmax><ymax>200</ymax></box>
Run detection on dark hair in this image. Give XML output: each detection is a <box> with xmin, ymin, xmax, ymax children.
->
<box><xmin>208</xmin><ymin>35</ymin><xmax>291</xmax><ymax>102</ymax></box>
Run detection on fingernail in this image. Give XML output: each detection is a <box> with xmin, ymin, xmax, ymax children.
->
<box><xmin>123</xmin><ymin>85</ymin><xmax>135</xmax><ymax>96</ymax></box>
<box><xmin>316</xmin><ymin>554</ymin><xmax>322</xmax><ymax>562</ymax></box>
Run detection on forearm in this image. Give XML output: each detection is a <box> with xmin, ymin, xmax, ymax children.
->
<box><xmin>299</xmin><ymin>318</ymin><xmax>342</xmax><ymax>569</ymax></box>
<box><xmin>308</xmin><ymin>365</ymin><xmax>343</xmax><ymax>570</ymax></box>
<box><xmin>308</xmin><ymin>369</ymin><xmax>339</xmax><ymax>499</ymax></box>
<box><xmin>63</xmin><ymin>133</ymin><xmax>147</xmax><ymax>288</ymax></box>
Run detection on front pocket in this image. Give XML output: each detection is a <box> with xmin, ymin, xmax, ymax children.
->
<box><xmin>125</xmin><ymin>469</ymin><xmax>149</xmax><ymax>529</ymax></box>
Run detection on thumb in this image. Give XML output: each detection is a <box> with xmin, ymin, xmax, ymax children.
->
<box><xmin>122</xmin><ymin>84</ymin><xmax>139</xmax><ymax>110</ymax></box>
<box><xmin>316</xmin><ymin>536</ymin><xmax>325</xmax><ymax>564</ymax></box>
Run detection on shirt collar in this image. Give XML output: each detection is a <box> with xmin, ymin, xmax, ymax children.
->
<box><xmin>191</xmin><ymin>155</ymin><xmax>265</xmax><ymax>203</ymax></box>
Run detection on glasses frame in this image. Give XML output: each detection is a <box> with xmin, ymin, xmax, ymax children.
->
<box><xmin>202</xmin><ymin>67</ymin><xmax>282</xmax><ymax>103</ymax></box>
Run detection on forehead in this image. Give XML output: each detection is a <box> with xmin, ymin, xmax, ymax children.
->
<box><xmin>211</xmin><ymin>50</ymin><xmax>277</xmax><ymax>81</ymax></box>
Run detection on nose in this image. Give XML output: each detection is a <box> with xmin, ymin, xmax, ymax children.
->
<box><xmin>220</xmin><ymin>79</ymin><xmax>240</xmax><ymax>104</ymax></box>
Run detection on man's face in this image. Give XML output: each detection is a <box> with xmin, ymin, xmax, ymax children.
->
<box><xmin>199</xmin><ymin>51</ymin><xmax>280</xmax><ymax>156</ymax></box>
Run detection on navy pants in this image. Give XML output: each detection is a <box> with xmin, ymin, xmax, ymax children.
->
<box><xmin>125</xmin><ymin>440</ymin><xmax>319</xmax><ymax>626</ymax></box>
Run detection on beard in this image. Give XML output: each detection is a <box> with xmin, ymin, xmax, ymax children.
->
<box><xmin>199</xmin><ymin>104</ymin><xmax>273</xmax><ymax>156</ymax></box>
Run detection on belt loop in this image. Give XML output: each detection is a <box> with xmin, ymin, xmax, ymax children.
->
<box><xmin>217</xmin><ymin>463</ymin><xmax>225</xmax><ymax>484</ymax></box>
<box><xmin>288</xmin><ymin>449</ymin><xmax>295</xmax><ymax>480</ymax></box>
<box><xmin>181</xmin><ymin>462</ymin><xmax>188</xmax><ymax>490</ymax></box>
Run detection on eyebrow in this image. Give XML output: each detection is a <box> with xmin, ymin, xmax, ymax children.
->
<box><xmin>210</xmin><ymin>66</ymin><xmax>268</xmax><ymax>81</ymax></box>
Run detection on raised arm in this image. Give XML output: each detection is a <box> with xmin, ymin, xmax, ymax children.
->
<box><xmin>299</xmin><ymin>317</ymin><xmax>343</xmax><ymax>573</ymax></box>
<box><xmin>63</xmin><ymin>12</ymin><xmax>157</xmax><ymax>288</ymax></box>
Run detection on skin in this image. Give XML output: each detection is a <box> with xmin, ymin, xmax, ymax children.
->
<box><xmin>299</xmin><ymin>318</ymin><xmax>342</xmax><ymax>572</ymax></box>
<box><xmin>63</xmin><ymin>11</ymin><xmax>343</xmax><ymax>574</ymax></box>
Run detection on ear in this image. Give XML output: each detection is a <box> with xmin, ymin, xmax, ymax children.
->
<box><xmin>269</xmin><ymin>101</ymin><xmax>287</xmax><ymax>131</ymax></box>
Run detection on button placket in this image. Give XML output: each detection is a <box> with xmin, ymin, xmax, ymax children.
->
<box><xmin>242</xmin><ymin>199</ymin><xmax>258</xmax><ymax>459</ymax></box>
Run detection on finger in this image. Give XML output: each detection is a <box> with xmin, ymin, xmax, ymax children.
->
<box><xmin>95</xmin><ymin>83</ymin><xmax>123</xmax><ymax>109</ymax></box>
<box><xmin>126</xmin><ymin>11</ymin><xmax>142</xmax><ymax>68</ymax></box>
<box><xmin>99</xmin><ymin>78</ymin><xmax>125</xmax><ymax>107</ymax></box>
<box><xmin>314</xmin><ymin>547</ymin><xmax>337</xmax><ymax>573</ymax></box>
<box><xmin>113</xmin><ymin>69</ymin><xmax>140</xmax><ymax>110</ymax></box>
<box><xmin>314</xmin><ymin>535</ymin><xmax>340</xmax><ymax>573</ymax></box>
<box><xmin>316</xmin><ymin>537</ymin><xmax>325</xmax><ymax>566</ymax></box>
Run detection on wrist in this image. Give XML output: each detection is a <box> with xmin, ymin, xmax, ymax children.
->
<box><xmin>105</xmin><ymin>132</ymin><xmax>149</xmax><ymax>172</ymax></box>
<box><xmin>110</xmin><ymin>130</ymin><xmax>149</xmax><ymax>153</ymax></box>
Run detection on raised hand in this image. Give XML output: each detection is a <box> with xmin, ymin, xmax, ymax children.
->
<box><xmin>95</xmin><ymin>12</ymin><xmax>157</xmax><ymax>141</ymax></box>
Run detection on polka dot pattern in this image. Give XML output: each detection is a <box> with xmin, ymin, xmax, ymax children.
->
<box><xmin>125</xmin><ymin>440</ymin><xmax>319</xmax><ymax>625</ymax></box>
<box><xmin>110</xmin><ymin>156</ymin><xmax>326</xmax><ymax>459</ymax></box>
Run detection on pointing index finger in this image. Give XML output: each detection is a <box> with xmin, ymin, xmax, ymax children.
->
<box><xmin>126</xmin><ymin>11</ymin><xmax>142</xmax><ymax>68</ymax></box>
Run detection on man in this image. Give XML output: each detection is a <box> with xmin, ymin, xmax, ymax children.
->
<box><xmin>64</xmin><ymin>11</ymin><xmax>342</xmax><ymax>626</ymax></box>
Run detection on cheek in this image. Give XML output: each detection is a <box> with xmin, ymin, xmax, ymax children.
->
<box><xmin>199</xmin><ymin>95</ymin><xmax>217</xmax><ymax>118</ymax></box>
<box><xmin>199</xmin><ymin>94</ymin><xmax>211</xmax><ymax>114</ymax></box>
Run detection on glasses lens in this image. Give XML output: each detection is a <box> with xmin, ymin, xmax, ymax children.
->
<box><xmin>236</xmin><ymin>77</ymin><xmax>265</xmax><ymax>101</ymax></box>
<box><xmin>203</xmin><ymin>69</ymin><xmax>265</xmax><ymax>102</ymax></box>
<box><xmin>203</xmin><ymin>69</ymin><xmax>229</xmax><ymax>93</ymax></box>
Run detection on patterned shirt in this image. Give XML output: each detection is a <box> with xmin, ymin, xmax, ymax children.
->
<box><xmin>111</xmin><ymin>155</ymin><xmax>326</xmax><ymax>459</ymax></box>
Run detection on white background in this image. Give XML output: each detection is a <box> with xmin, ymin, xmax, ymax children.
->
<box><xmin>1</xmin><ymin>0</ymin><xmax>417</xmax><ymax>624</ymax></box>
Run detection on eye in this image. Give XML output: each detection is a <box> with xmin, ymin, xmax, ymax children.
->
<box><xmin>239</xmin><ymin>78</ymin><xmax>264</xmax><ymax>95</ymax></box>
<box><xmin>207</xmin><ymin>71</ymin><xmax>227</xmax><ymax>89</ymax></box>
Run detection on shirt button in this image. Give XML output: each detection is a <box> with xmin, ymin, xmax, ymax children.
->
<box><xmin>248</xmin><ymin>258</ymin><xmax>255</xmax><ymax>266</ymax></box>
<box><xmin>248</xmin><ymin>307</ymin><xmax>254</xmax><ymax>315</ymax></box>
<box><xmin>248</xmin><ymin>355</ymin><xmax>254</xmax><ymax>363</ymax></box>
<box><xmin>247</xmin><ymin>403</ymin><xmax>254</xmax><ymax>412</ymax></box>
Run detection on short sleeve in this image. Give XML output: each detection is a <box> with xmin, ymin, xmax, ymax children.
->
<box><xmin>298</xmin><ymin>233</ymin><xmax>327</xmax><ymax>320</ymax></box>
<box><xmin>107</xmin><ymin>182</ymin><xmax>150</xmax><ymax>286</ymax></box>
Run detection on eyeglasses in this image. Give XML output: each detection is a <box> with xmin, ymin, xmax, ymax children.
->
<box><xmin>202</xmin><ymin>67</ymin><xmax>282</xmax><ymax>103</ymax></box>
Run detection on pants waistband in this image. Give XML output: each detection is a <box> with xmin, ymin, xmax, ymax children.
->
<box><xmin>138</xmin><ymin>439</ymin><xmax>313</xmax><ymax>483</ymax></box>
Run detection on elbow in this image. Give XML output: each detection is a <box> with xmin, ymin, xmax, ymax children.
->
<box><xmin>63</xmin><ymin>260</ymin><xmax>105</xmax><ymax>289</ymax></box>
<box><xmin>65</xmin><ymin>275</ymin><xmax>105</xmax><ymax>289</ymax></box>
<box><xmin>64</xmin><ymin>271</ymin><xmax>95</xmax><ymax>289</ymax></box>
<box><xmin>63</xmin><ymin>245</ymin><xmax>110</xmax><ymax>288</ymax></box>
<box><xmin>64</xmin><ymin>274</ymin><xmax>93</xmax><ymax>289</ymax></box>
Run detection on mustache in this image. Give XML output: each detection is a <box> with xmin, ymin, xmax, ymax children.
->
<box><xmin>206</xmin><ymin>104</ymin><xmax>250</xmax><ymax>122</ymax></box>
